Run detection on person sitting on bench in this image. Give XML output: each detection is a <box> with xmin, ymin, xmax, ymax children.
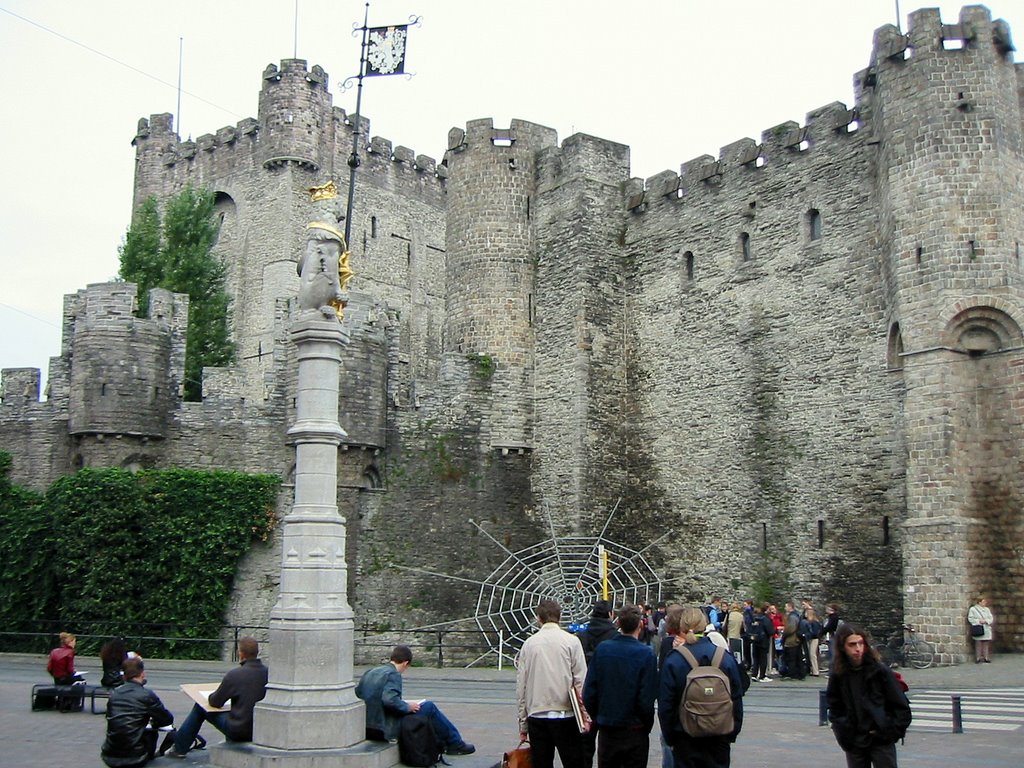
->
<box><xmin>47</xmin><ymin>631</ymin><xmax>84</xmax><ymax>685</ymax></box>
<box><xmin>101</xmin><ymin>657</ymin><xmax>174</xmax><ymax>768</ymax></box>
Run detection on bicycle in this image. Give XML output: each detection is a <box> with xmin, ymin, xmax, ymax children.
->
<box><xmin>874</xmin><ymin>624</ymin><xmax>935</xmax><ymax>669</ymax></box>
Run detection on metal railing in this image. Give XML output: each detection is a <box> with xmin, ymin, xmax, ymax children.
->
<box><xmin>0</xmin><ymin>621</ymin><xmax>501</xmax><ymax>668</ymax></box>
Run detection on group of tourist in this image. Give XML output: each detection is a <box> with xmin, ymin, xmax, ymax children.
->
<box><xmin>46</xmin><ymin>633</ymin><xmax>267</xmax><ymax>767</ymax></box>
<box><xmin>512</xmin><ymin>596</ymin><xmax>916</xmax><ymax>768</ymax></box>
<box><xmin>47</xmin><ymin>592</ymin><xmax>995</xmax><ymax>768</ymax></box>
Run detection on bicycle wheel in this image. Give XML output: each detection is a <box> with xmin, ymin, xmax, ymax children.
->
<box><xmin>874</xmin><ymin>642</ymin><xmax>896</xmax><ymax>667</ymax></box>
<box><xmin>904</xmin><ymin>638</ymin><xmax>934</xmax><ymax>669</ymax></box>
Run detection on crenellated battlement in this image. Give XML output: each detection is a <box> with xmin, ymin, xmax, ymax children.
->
<box><xmin>534</xmin><ymin>132</ymin><xmax>630</xmax><ymax>193</ymax></box>
<box><xmin>445</xmin><ymin>117</ymin><xmax>558</xmax><ymax>160</ymax></box>
<box><xmin>260</xmin><ymin>59</ymin><xmax>331</xmax><ymax>95</ymax></box>
<box><xmin>133</xmin><ymin>59</ymin><xmax>447</xmax><ymax>214</ymax></box>
<box><xmin>626</xmin><ymin>98</ymin><xmax>863</xmax><ymax>213</ymax></box>
<box><xmin>871</xmin><ymin>5</ymin><xmax>1014</xmax><ymax>70</ymax></box>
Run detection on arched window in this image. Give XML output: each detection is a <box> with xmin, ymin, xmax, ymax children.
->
<box><xmin>887</xmin><ymin>322</ymin><xmax>904</xmax><ymax>370</ymax></box>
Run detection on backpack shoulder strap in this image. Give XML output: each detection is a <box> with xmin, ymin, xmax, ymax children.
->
<box><xmin>675</xmin><ymin>644</ymin><xmax>700</xmax><ymax>669</ymax></box>
<box><xmin>710</xmin><ymin>644</ymin><xmax>726</xmax><ymax>669</ymax></box>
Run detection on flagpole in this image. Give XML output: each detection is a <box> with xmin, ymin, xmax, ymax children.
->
<box><xmin>343</xmin><ymin>2</ymin><xmax>370</xmax><ymax>251</ymax></box>
<box><xmin>176</xmin><ymin>37</ymin><xmax>183</xmax><ymax>139</ymax></box>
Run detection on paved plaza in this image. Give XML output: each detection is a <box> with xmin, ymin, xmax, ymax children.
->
<box><xmin>2</xmin><ymin>652</ymin><xmax>1022</xmax><ymax>767</ymax></box>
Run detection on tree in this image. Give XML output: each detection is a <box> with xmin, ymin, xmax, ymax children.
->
<box><xmin>119</xmin><ymin>186</ymin><xmax>235</xmax><ymax>401</ymax></box>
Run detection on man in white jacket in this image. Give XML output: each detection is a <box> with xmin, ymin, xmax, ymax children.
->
<box><xmin>516</xmin><ymin>599</ymin><xmax>588</xmax><ymax>768</ymax></box>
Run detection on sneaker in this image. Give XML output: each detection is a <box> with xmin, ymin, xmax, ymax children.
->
<box><xmin>163</xmin><ymin>748</ymin><xmax>186</xmax><ymax>759</ymax></box>
<box><xmin>191</xmin><ymin>735</ymin><xmax>207</xmax><ymax>751</ymax></box>
<box><xmin>760</xmin><ymin>676</ymin><xmax>773</xmax><ymax>682</ymax></box>
<box><xmin>446</xmin><ymin>742</ymin><xmax>476</xmax><ymax>756</ymax></box>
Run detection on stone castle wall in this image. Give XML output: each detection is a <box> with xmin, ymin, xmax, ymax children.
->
<box><xmin>3</xmin><ymin>5</ymin><xmax>1022</xmax><ymax>660</ymax></box>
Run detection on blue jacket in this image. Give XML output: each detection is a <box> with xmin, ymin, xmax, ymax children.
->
<box><xmin>356</xmin><ymin>663</ymin><xmax>411</xmax><ymax>741</ymax></box>
<box><xmin>658</xmin><ymin>637</ymin><xmax>745</xmax><ymax>744</ymax></box>
<box><xmin>582</xmin><ymin>633</ymin><xmax>658</xmax><ymax>731</ymax></box>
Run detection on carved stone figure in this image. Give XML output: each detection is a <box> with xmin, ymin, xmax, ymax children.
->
<box><xmin>297</xmin><ymin>222</ymin><xmax>352</xmax><ymax>319</ymax></box>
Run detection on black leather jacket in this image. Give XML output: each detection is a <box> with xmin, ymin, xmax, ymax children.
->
<box><xmin>827</xmin><ymin>659</ymin><xmax>912</xmax><ymax>751</ymax></box>
<box><xmin>101</xmin><ymin>680</ymin><xmax>173</xmax><ymax>767</ymax></box>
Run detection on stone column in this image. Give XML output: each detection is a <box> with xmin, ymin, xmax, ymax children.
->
<box><xmin>212</xmin><ymin>226</ymin><xmax>395</xmax><ymax>766</ymax></box>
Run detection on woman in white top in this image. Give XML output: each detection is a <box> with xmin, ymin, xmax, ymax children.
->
<box><xmin>968</xmin><ymin>595</ymin><xmax>995</xmax><ymax>663</ymax></box>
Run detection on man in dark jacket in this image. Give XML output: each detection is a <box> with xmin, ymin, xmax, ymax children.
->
<box><xmin>578</xmin><ymin>600</ymin><xmax>617</xmax><ymax>663</ymax></box>
<box><xmin>167</xmin><ymin>636</ymin><xmax>268</xmax><ymax>756</ymax></box>
<box><xmin>582</xmin><ymin>604</ymin><xmax>657</xmax><ymax>768</ymax></box>
<box><xmin>577</xmin><ymin>599</ymin><xmax>617</xmax><ymax>766</ymax></box>
<box><xmin>827</xmin><ymin>623</ymin><xmax>911</xmax><ymax>768</ymax></box>
<box><xmin>101</xmin><ymin>657</ymin><xmax>174</xmax><ymax>768</ymax></box>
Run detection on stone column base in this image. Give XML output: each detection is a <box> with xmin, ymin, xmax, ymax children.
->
<box><xmin>209</xmin><ymin>740</ymin><xmax>399</xmax><ymax>768</ymax></box>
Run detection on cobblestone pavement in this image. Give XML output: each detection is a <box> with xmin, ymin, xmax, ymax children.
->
<box><xmin>2</xmin><ymin>653</ymin><xmax>1022</xmax><ymax>767</ymax></box>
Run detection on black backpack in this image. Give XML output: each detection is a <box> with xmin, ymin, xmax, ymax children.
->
<box><xmin>398</xmin><ymin>714</ymin><xmax>445</xmax><ymax>767</ymax></box>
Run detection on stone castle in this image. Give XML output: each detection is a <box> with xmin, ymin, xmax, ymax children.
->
<box><xmin>3</xmin><ymin>5</ymin><xmax>1022</xmax><ymax>661</ymax></box>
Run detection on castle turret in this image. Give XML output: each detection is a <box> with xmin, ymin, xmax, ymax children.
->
<box><xmin>443</xmin><ymin>118</ymin><xmax>558</xmax><ymax>447</ymax></box>
<box><xmin>256</xmin><ymin>60</ymin><xmax>335</xmax><ymax>174</ymax></box>
<box><xmin>872</xmin><ymin>6</ymin><xmax>1024</xmax><ymax>659</ymax></box>
<box><xmin>131</xmin><ymin>113</ymin><xmax>178</xmax><ymax>212</ymax></box>
<box><xmin>67</xmin><ymin>283</ymin><xmax>188</xmax><ymax>470</ymax></box>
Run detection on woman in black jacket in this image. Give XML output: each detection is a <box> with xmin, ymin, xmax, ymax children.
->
<box><xmin>748</xmin><ymin>604</ymin><xmax>774</xmax><ymax>682</ymax></box>
<box><xmin>99</xmin><ymin>637</ymin><xmax>129</xmax><ymax>689</ymax></box>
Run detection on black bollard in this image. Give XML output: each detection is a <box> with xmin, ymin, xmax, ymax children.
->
<box><xmin>819</xmin><ymin>689</ymin><xmax>829</xmax><ymax>726</ymax></box>
<box><xmin>952</xmin><ymin>694</ymin><xmax>963</xmax><ymax>733</ymax></box>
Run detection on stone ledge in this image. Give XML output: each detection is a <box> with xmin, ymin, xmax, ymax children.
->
<box><xmin>209</xmin><ymin>739</ymin><xmax>398</xmax><ymax>768</ymax></box>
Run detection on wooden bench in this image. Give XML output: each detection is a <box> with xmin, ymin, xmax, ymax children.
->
<box><xmin>31</xmin><ymin>682</ymin><xmax>110</xmax><ymax>714</ymax></box>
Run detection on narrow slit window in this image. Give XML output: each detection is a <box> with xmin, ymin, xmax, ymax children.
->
<box><xmin>371</xmin><ymin>216</ymin><xmax>378</xmax><ymax>238</ymax></box>
<box><xmin>882</xmin><ymin>515</ymin><xmax>891</xmax><ymax>545</ymax></box>
<box><xmin>740</xmin><ymin>232</ymin><xmax>751</xmax><ymax>262</ymax></box>
<box><xmin>761</xmin><ymin>522</ymin><xmax>768</xmax><ymax>551</ymax></box>
<box><xmin>684</xmin><ymin>251</ymin><xmax>694</xmax><ymax>281</ymax></box>
<box><xmin>817</xmin><ymin>519</ymin><xmax>825</xmax><ymax>549</ymax></box>
<box><xmin>808</xmin><ymin>209</ymin><xmax>822</xmax><ymax>241</ymax></box>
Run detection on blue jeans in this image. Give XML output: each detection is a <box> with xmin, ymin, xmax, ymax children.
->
<box><xmin>418</xmin><ymin>700</ymin><xmax>464</xmax><ymax>748</ymax></box>
<box><xmin>173</xmin><ymin>703</ymin><xmax>230</xmax><ymax>754</ymax></box>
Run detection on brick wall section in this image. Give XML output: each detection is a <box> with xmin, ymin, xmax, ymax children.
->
<box><xmin>532</xmin><ymin>133</ymin><xmax>631</xmax><ymax>531</ymax></box>
<box><xmin>624</xmin><ymin>66</ymin><xmax>904</xmax><ymax>629</ymax></box>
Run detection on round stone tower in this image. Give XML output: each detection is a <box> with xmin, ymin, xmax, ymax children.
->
<box><xmin>257</xmin><ymin>59</ymin><xmax>335</xmax><ymax>173</ymax></box>
<box><xmin>443</xmin><ymin>118</ymin><xmax>558</xmax><ymax>447</ymax></box>
<box><xmin>67</xmin><ymin>283</ymin><xmax>186</xmax><ymax>470</ymax></box>
<box><xmin>871</xmin><ymin>6</ymin><xmax>1024</xmax><ymax>658</ymax></box>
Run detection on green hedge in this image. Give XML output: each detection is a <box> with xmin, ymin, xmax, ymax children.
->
<box><xmin>0</xmin><ymin>454</ymin><xmax>279</xmax><ymax>658</ymax></box>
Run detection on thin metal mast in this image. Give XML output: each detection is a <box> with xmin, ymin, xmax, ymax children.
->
<box><xmin>344</xmin><ymin>2</ymin><xmax>371</xmax><ymax>250</ymax></box>
<box><xmin>176</xmin><ymin>37</ymin><xmax>183</xmax><ymax>138</ymax></box>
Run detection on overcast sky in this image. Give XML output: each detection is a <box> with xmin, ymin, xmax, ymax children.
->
<box><xmin>2</xmin><ymin>1</ymin><xmax>1023</xmax><ymax>388</ymax></box>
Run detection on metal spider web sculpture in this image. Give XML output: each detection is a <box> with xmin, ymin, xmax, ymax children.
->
<box><xmin>393</xmin><ymin>501</ymin><xmax>665</xmax><ymax>667</ymax></box>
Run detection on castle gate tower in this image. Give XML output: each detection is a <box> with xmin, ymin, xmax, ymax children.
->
<box><xmin>872</xmin><ymin>6</ymin><xmax>1024</xmax><ymax>658</ymax></box>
